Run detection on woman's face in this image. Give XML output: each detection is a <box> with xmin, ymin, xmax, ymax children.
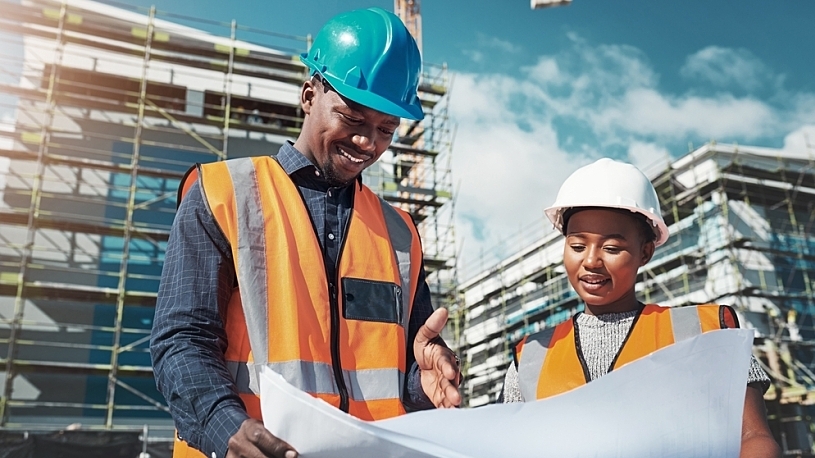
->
<box><xmin>563</xmin><ymin>209</ymin><xmax>654</xmax><ymax>315</ymax></box>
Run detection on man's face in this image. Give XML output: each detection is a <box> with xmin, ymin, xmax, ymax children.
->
<box><xmin>299</xmin><ymin>78</ymin><xmax>400</xmax><ymax>186</ymax></box>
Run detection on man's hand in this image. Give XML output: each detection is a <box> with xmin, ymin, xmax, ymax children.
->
<box><xmin>414</xmin><ymin>307</ymin><xmax>462</xmax><ymax>408</ymax></box>
<box><xmin>226</xmin><ymin>419</ymin><xmax>298</xmax><ymax>458</ymax></box>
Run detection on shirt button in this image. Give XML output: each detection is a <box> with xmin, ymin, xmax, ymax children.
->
<box><xmin>211</xmin><ymin>453</ymin><xmax>217</xmax><ymax>458</ymax></box>
<box><xmin>328</xmin><ymin>233</ymin><xmax>335</xmax><ymax>240</ymax></box>
<box><xmin>315</xmin><ymin>169</ymin><xmax>321</xmax><ymax>177</ymax></box>
<box><xmin>327</xmin><ymin>190</ymin><xmax>332</xmax><ymax>197</ymax></box>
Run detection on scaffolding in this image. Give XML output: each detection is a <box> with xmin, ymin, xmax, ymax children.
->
<box><xmin>0</xmin><ymin>0</ymin><xmax>456</xmax><ymax>436</ymax></box>
<box><xmin>453</xmin><ymin>142</ymin><xmax>815</xmax><ymax>454</ymax></box>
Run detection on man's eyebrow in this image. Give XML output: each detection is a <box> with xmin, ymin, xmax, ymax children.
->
<box><xmin>341</xmin><ymin>97</ymin><xmax>400</xmax><ymax>127</ymax></box>
<box><xmin>337</xmin><ymin>94</ymin><xmax>365</xmax><ymax>114</ymax></box>
<box><xmin>382</xmin><ymin>117</ymin><xmax>400</xmax><ymax>128</ymax></box>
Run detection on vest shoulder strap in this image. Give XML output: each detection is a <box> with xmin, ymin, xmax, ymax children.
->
<box><xmin>375</xmin><ymin>194</ymin><xmax>415</xmax><ymax>253</ymax></box>
<box><xmin>517</xmin><ymin>325</ymin><xmax>559</xmax><ymax>402</ymax></box>
<box><xmin>665</xmin><ymin>303</ymin><xmax>737</xmax><ymax>343</ymax></box>
<box><xmin>687</xmin><ymin>303</ymin><xmax>738</xmax><ymax>329</ymax></box>
<box><xmin>668</xmin><ymin>304</ymin><xmax>705</xmax><ymax>342</ymax></box>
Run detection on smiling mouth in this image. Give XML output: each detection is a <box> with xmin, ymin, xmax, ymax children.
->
<box><xmin>579</xmin><ymin>277</ymin><xmax>610</xmax><ymax>288</ymax></box>
<box><xmin>338</xmin><ymin>146</ymin><xmax>366</xmax><ymax>164</ymax></box>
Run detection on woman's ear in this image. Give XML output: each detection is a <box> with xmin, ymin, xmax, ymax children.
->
<box><xmin>640</xmin><ymin>241</ymin><xmax>655</xmax><ymax>266</ymax></box>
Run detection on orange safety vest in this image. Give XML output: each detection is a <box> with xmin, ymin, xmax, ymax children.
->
<box><xmin>172</xmin><ymin>156</ymin><xmax>424</xmax><ymax>458</ymax></box>
<box><xmin>514</xmin><ymin>304</ymin><xmax>738</xmax><ymax>401</ymax></box>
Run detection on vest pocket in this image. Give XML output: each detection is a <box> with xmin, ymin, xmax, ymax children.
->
<box><xmin>341</xmin><ymin>277</ymin><xmax>402</xmax><ymax>325</ymax></box>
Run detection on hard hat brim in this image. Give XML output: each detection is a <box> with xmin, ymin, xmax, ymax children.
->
<box><xmin>307</xmin><ymin>65</ymin><xmax>425</xmax><ymax>121</ymax></box>
<box><xmin>545</xmin><ymin>204</ymin><xmax>670</xmax><ymax>247</ymax></box>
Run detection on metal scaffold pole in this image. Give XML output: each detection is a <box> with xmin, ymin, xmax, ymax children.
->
<box><xmin>1</xmin><ymin>0</ymin><xmax>69</xmax><ymax>426</ymax></box>
<box><xmin>105</xmin><ymin>5</ymin><xmax>156</xmax><ymax>429</ymax></box>
<box><xmin>221</xmin><ymin>19</ymin><xmax>236</xmax><ymax>161</ymax></box>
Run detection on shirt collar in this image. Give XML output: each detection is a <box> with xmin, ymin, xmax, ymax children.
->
<box><xmin>276</xmin><ymin>141</ymin><xmax>316</xmax><ymax>176</ymax></box>
<box><xmin>276</xmin><ymin>141</ymin><xmax>363</xmax><ymax>190</ymax></box>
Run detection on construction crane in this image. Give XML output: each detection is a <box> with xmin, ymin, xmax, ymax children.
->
<box><xmin>531</xmin><ymin>0</ymin><xmax>572</xmax><ymax>9</ymax></box>
<box><xmin>394</xmin><ymin>0</ymin><xmax>422</xmax><ymax>53</ymax></box>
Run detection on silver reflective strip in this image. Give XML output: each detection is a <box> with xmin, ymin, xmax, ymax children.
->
<box><xmin>226</xmin><ymin>158</ymin><xmax>269</xmax><ymax>368</ymax></box>
<box><xmin>378</xmin><ymin>197</ymin><xmax>412</xmax><ymax>332</ymax></box>
<box><xmin>254</xmin><ymin>361</ymin><xmax>403</xmax><ymax>401</ymax></box>
<box><xmin>266</xmin><ymin>360</ymin><xmax>339</xmax><ymax>395</ymax></box>
<box><xmin>518</xmin><ymin>327</ymin><xmax>556</xmax><ymax>402</ymax></box>
<box><xmin>670</xmin><ymin>306</ymin><xmax>702</xmax><ymax>342</ymax></box>
<box><xmin>344</xmin><ymin>367</ymin><xmax>405</xmax><ymax>401</ymax></box>
<box><xmin>228</xmin><ymin>360</ymin><xmax>339</xmax><ymax>396</ymax></box>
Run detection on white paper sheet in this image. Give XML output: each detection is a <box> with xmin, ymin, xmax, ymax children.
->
<box><xmin>260</xmin><ymin>328</ymin><xmax>753</xmax><ymax>458</ymax></box>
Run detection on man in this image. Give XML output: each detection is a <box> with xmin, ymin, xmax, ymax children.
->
<box><xmin>150</xmin><ymin>8</ymin><xmax>461</xmax><ymax>458</ymax></box>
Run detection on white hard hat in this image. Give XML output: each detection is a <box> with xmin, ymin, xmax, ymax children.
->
<box><xmin>544</xmin><ymin>158</ymin><xmax>669</xmax><ymax>247</ymax></box>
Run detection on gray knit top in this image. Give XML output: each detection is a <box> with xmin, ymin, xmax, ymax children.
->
<box><xmin>501</xmin><ymin>310</ymin><xmax>771</xmax><ymax>403</ymax></box>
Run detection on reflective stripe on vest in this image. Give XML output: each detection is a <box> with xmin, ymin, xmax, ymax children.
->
<box><xmin>200</xmin><ymin>156</ymin><xmax>422</xmax><ymax>418</ymax></box>
<box><xmin>515</xmin><ymin>304</ymin><xmax>731</xmax><ymax>401</ymax></box>
<box><xmin>227</xmin><ymin>359</ymin><xmax>405</xmax><ymax>400</ymax></box>
<box><xmin>226</xmin><ymin>158</ymin><xmax>271</xmax><ymax>372</ymax></box>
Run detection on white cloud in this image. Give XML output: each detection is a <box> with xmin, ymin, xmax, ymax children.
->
<box><xmin>594</xmin><ymin>89</ymin><xmax>777</xmax><ymax>140</ymax></box>
<box><xmin>463</xmin><ymin>49</ymin><xmax>484</xmax><ymax>64</ymax></box>
<box><xmin>680</xmin><ymin>46</ymin><xmax>773</xmax><ymax>91</ymax></box>
<box><xmin>477</xmin><ymin>34</ymin><xmax>521</xmax><ymax>54</ymax></box>
<box><xmin>448</xmin><ymin>37</ymin><xmax>814</xmax><ymax>278</ymax></box>
<box><xmin>463</xmin><ymin>33</ymin><xmax>522</xmax><ymax>66</ymax></box>
<box><xmin>526</xmin><ymin>57</ymin><xmax>561</xmax><ymax>84</ymax></box>
<box><xmin>449</xmin><ymin>73</ymin><xmax>592</xmax><ymax>271</ymax></box>
<box><xmin>627</xmin><ymin>141</ymin><xmax>672</xmax><ymax>175</ymax></box>
<box><xmin>781</xmin><ymin>125</ymin><xmax>815</xmax><ymax>158</ymax></box>
<box><xmin>519</xmin><ymin>42</ymin><xmax>780</xmax><ymax>143</ymax></box>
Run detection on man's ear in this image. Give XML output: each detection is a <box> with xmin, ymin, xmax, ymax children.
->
<box><xmin>640</xmin><ymin>241</ymin><xmax>655</xmax><ymax>266</ymax></box>
<box><xmin>301</xmin><ymin>80</ymin><xmax>315</xmax><ymax>114</ymax></box>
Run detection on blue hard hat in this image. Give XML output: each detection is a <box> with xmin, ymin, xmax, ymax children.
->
<box><xmin>300</xmin><ymin>7</ymin><xmax>424</xmax><ymax>120</ymax></box>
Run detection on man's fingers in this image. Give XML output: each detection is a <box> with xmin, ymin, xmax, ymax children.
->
<box><xmin>255</xmin><ymin>430</ymin><xmax>297</xmax><ymax>458</ymax></box>
<box><xmin>436</xmin><ymin>352</ymin><xmax>459</xmax><ymax>383</ymax></box>
<box><xmin>441</xmin><ymin>375</ymin><xmax>461</xmax><ymax>405</ymax></box>
<box><xmin>431</xmin><ymin>373</ymin><xmax>461</xmax><ymax>409</ymax></box>
<box><xmin>230</xmin><ymin>419</ymin><xmax>298</xmax><ymax>458</ymax></box>
<box><xmin>415</xmin><ymin>307</ymin><xmax>449</xmax><ymax>345</ymax></box>
<box><xmin>444</xmin><ymin>382</ymin><xmax>462</xmax><ymax>406</ymax></box>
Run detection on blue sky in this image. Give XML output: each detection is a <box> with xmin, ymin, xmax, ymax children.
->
<box><xmin>6</xmin><ymin>0</ymin><xmax>815</xmax><ymax>276</ymax></box>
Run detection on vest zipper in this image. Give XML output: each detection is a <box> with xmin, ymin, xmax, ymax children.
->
<box><xmin>329</xmin><ymin>186</ymin><xmax>355</xmax><ymax>413</ymax></box>
<box><xmin>329</xmin><ymin>281</ymin><xmax>349</xmax><ymax>412</ymax></box>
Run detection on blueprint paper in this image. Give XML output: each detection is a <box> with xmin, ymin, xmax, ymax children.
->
<box><xmin>260</xmin><ymin>328</ymin><xmax>753</xmax><ymax>458</ymax></box>
<box><xmin>258</xmin><ymin>365</ymin><xmax>469</xmax><ymax>458</ymax></box>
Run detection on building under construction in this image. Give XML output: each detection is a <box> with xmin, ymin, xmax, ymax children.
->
<box><xmin>453</xmin><ymin>142</ymin><xmax>815</xmax><ymax>455</ymax></box>
<box><xmin>0</xmin><ymin>0</ymin><xmax>456</xmax><ymax>450</ymax></box>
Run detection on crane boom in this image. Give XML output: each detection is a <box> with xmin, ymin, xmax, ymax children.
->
<box><xmin>531</xmin><ymin>0</ymin><xmax>572</xmax><ymax>9</ymax></box>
